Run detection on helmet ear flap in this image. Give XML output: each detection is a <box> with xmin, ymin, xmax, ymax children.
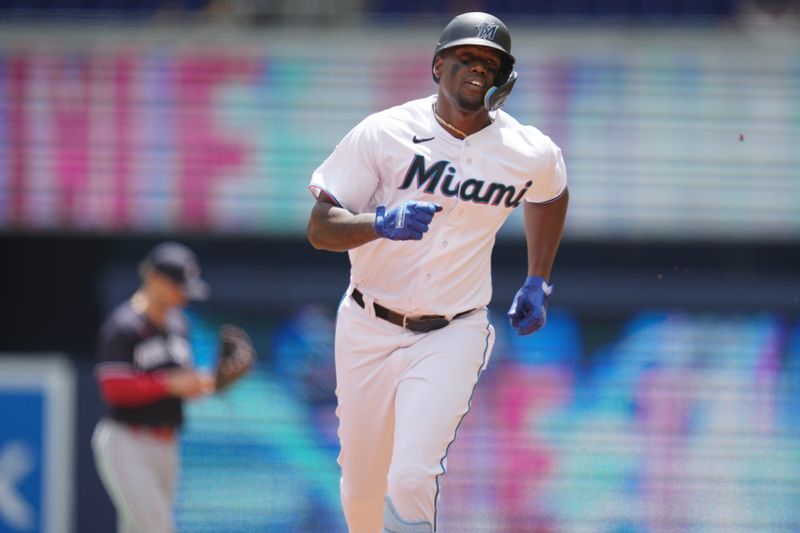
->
<box><xmin>497</xmin><ymin>57</ymin><xmax>514</xmax><ymax>86</ymax></box>
<box><xmin>484</xmin><ymin>70</ymin><xmax>517</xmax><ymax>111</ymax></box>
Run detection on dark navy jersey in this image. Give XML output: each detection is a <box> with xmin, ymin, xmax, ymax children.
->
<box><xmin>95</xmin><ymin>300</ymin><xmax>193</xmax><ymax>428</ymax></box>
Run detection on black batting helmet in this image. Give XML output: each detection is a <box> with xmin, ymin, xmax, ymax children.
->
<box><xmin>432</xmin><ymin>12</ymin><xmax>515</xmax><ymax>85</ymax></box>
<box><xmin>432</xmin><ymin>12</ymin><xmax>517</xmax><ymax>111</ymax></box>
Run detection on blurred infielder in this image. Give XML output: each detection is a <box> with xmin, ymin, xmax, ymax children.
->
<box><xmin>307</xmin><ymin>12</ymin><xmax>569</xmax><ymax>533</ymax></box>
<box><xmin>91</xmin><ymin>242</ymin><xmax>254</xmax><ymax>533</ymax></box>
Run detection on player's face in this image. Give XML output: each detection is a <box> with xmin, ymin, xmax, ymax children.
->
<box><xmin>150</xmin><ymin>273</ymin><xmax>188</xmax><ymax>308</ymax></box>
<box><xmin>435</xmin><ymin>46</ymin><xmax>503</xmax><ymax>112</ymax></box>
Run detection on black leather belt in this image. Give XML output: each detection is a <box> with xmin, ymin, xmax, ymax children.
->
<box><xmin>351</xmin><ymin>288</ymin><xmax>474</xmax><ymax>333</ymax></box>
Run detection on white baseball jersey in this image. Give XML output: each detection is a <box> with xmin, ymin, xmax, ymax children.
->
<box><xmin>309</xmin><ymin>94</ymin><xmax>567</xmax><ymax>316</ymax></box>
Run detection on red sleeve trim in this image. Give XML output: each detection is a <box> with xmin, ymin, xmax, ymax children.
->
<box><xmin>97</xmin><ymin>370</ymin><xmax>170</xmax><ymax>407</ymax></box>
<box><xmin>308</xmin><ymin>185</ymin><xmax>342</xmax><ymax>207</ymax></box>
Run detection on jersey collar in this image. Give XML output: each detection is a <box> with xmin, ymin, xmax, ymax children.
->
<box><xmin>429</xmin><ymin>95</ymin><xmax>498</xmax><ymax>145</ymax></box>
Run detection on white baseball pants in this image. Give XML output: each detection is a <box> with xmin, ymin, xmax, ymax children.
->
<box><xmin>335</xmin><ymin>287</ymin><xmax>495</xmax><ymax>533</ymax></box>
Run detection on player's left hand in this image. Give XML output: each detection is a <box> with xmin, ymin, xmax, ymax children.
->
<box><xmin>507</xmin><ymin>275</ymin><xmax>553</xmax><ymax>336</ymax></box>
<box><xmin>165</xmin><ymin>369</ymin><xmax>215</xmax><ymax>398</ymax></box>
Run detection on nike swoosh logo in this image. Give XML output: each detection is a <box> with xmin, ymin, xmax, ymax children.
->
<box><xmin>412</xmin><ymin>135</ymin><xmax>435</xmax><ymax>144</ymax></box>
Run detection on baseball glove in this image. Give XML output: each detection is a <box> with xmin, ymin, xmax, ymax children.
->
<box><xmin>214</xmin><ymin>324</ymin><xmax>256</xmax><ymax>392</ymax></box>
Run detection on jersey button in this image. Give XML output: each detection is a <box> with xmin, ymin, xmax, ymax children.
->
<box><xmin>466</xmin><ymin>158</ymin><xmax>472</xmax><ymax>165</ymax></box>
<box><xmin>442</xmin><ymin>241</ymin><xmax>449</xmax><ymax>248</ymax></box>
<box><xmin>465</xmin><ymin>141</ymin><xmax>471</xmax><ymax>147</ymax></box>
<box><xmin>425</xmin><ymin>273</ymin><xmax>431</xmax><ymax>280</ymax></box>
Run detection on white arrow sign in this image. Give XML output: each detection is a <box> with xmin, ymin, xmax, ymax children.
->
<box><xmin>0</xmin><ymin>441</ymin><xmax>35</xmax><ymax>530</ymax></box>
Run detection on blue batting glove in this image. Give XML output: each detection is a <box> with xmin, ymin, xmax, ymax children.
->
<box><xmin>507</xmin><ymin>275</ymin><xmax>554</xmax><ymax>336</ymax></box>
<box><xmin>375</xmin><ymin>201</ymin><xmax>443</xmax><ymax>241</ymax></box>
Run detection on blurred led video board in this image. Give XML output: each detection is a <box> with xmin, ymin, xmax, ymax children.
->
<box><xmin>0</xmin><ymin>27</ymin><xmax>798</xmax><ymax>240</ymax></box>
<box><xmin>177</xmin><ymin>308</ymin><xmax>800</xmax><ymax>533</ymax></box>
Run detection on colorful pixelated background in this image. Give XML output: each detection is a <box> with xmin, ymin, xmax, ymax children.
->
<box><xmin>1</xmin><ymin>25</ymin><xmax>798</xmax><ymax>241</ymax></box>
<box><xmin>171</xmin><ymin>305</ymin><xmax>800</xmax><ymax>533</ymax></box>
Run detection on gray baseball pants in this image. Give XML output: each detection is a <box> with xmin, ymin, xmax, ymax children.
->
<box><xmin>92</xmin><ymin>418</ymin><xmax>178</xmax><ymax>533</ymax></box>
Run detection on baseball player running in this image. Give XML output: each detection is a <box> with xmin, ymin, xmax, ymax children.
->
<box><xmin>306</xmin><ymin>12</ymin><xmax>569</xmax><ymax>533</ymax></box>
<box><xmin>91</xmin><ymin>242</ymin><xmax>253</xmax><ymax>533</ymax></box>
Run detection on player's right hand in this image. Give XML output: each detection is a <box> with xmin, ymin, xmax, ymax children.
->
<box><xmin>164</xmin><ymin>369</ymin><xmax>215</xmax><ymax>399</ymax></box>
<box><xmin>374</xmin><ymin>201</ymin><xmax>443</xmax><ymax>241</ymax></box>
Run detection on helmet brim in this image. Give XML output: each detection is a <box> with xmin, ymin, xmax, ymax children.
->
<box><xmin>181</xmin><ymin>277</ymin><xmax>210</xmax><ymax>301</ymax></box>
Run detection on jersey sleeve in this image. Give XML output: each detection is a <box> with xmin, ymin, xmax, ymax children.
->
<box><xmin>525</xmin><ymin>141</ymin><xmax>568</xmax><ymax>204</ymax></box>
<box><xmin>97</xmin><ymin>320</ymin><xmax>136</xmax><ymax>365</ymax></box>
<box><xmin>308</xmin><ymin>114</ymin><xmax>382</xmax><ymax>214</ymax></box>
